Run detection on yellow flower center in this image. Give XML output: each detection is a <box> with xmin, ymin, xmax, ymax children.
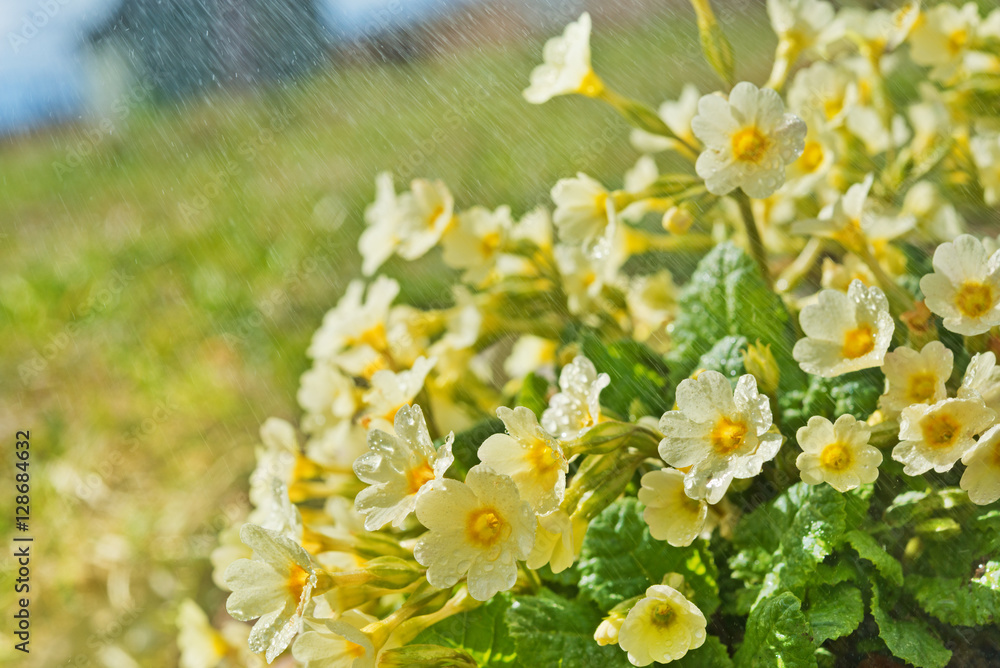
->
<box><xmin>906</xmin><ymin>372</ymin><xmax>938</xmax><ymax>404</ymax></box>
<box><xmin>710</xmin><ymin>416</ymin><xmax>748</xmax><ymax>455</ymax></box>
<box><xmin>593</xmin><ymin>191</ymin><xmax>609</xmax><ymax>216</ymax></box>
<box><xmin>677</xmin><ymin>486</ymin><xmax>702</xmax><ymax>514</ymax></box>
<box><xmin>406</xmin><ymin>461</ymin><xmax>436</xmax><ymax>495</ymax></box>
<box><xmin>954</xmin><ymin>281</ymin><xmax>994</xmax><ymax>319</ymax></box>
<box><xmin>823</xmin><ymin>97</ymin><xmax>845</xmax><ymax>121</ymax></box>
<box><xmin>650</xmin><ymin>602</ymin><xmax>677</xmax><ymax>629</ymax></box>
<box><xmin>947</xmin><ymin>29</ymin><xmax>968</xmax><ymax>55</ymax></box>
<box><xmin>842</xmin><ymin>324</ymin><xmax>875</xmax><ymax>359</ymax></box>
<box><xmin>360</xmin><ymin>354</ymin><xmax>390</xmax><ymax>380</ymax></box>
<box><xmin>466</xmin><ymin>507</ymin><xmax>505</xmax><ymax>548</ymax></box>
<box><xmin>798</xmin><ymin>141</ymin><xmax>825</xmax><ymax>173</ymax></box>
<box><xmin>819</xmin><ymin>442</ymin><xmax>853</xmax><ymax>472</ymax></box>
<box><xmin>346</xmin><ymin>641</ymin><xmax>366</xmax><ymax>658</ymax></box>
<box><xmin>577</xmin><ymin>69</ymin><xmax>605</xmax><ymax>97</ymax></box>
<box><xmin>427</xmin><ymin>204</ymin><xmax>446</xmax><ymax>229</ymax></box>
<box><xmin>348</xmin><ymin>322</ymin><xmax>389</xmax><ymax>352</ymax></box>
<box><xmin>731</xmin><ymin>126</ymin><xmax>769</xmax><ymax>164</ymax></box>
<box><xmin>920</xmin><ymin>412</ymin><xmax>962</xmax><ymax>449</ymax></box>
<box><xmin>480</xmin><ymin>231</ymin><xmax>502</xmax><ymax>257</ymax></box>
<box><xmin>526</xmin><ymin>438</ymin><xmax>561</xmax><ymax>475</ymax></box>
<box><xmin>286</xmin><ymin>564</ymin><xmax>311</xmax><ymax>604</ymax></box>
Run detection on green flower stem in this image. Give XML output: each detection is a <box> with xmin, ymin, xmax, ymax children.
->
<box><xmin>596</xmin><ymin>87</ymin><xmax>700</xmax><ymax>156</ymax></box>
<box><xmin>733</xmin><ymin>189</ymin><xmax>774</xmax><ymax>290</ymax></box>
<box><xmin>775</xmin><ymin>237</ymin><xmax>825</xmax><ymax>293</ymax></box>
<box><xmin>854</xmin><ymin>242</ymin><xmax>915</xmax><ymax>320</ymax></box>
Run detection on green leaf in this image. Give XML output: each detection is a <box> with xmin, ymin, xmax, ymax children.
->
<box><xmin>812</xmin><ymin>560</ymin><xmax>859</xmax><ymax>587</ymax></box>
<box><xmin>734</xmin><ymin>591</ymin><xmax>817</xmax><ymax>668</ymax></box>
<box><xmin>732</xmin><ymin>484</ymin><xmax>847</xmax><ymax>606</ymax></box>
<box><xmin>667</xmin><ymin>242</ymin><xmax>797</xmax><ymax>393</ymax></box>
<box><xmin>907</xmin><ymin>569</ymin><xmax>1000</xmax><ymax>627</ymax></box>
<box><xmin>515</xmin><ymin>372</ymin><xmax>550</xmax><ymax>417</ymax></box>
<box><xmin>578</xmin><ymin>497</ymin><xmax>720</xmax><ymax>615</ymax></box>
<box><xmin>805</xmin><ymin>583</ymin><xmax>864</xmax><ymax>645</ymax></box>
<box><xmin>505</xmin><ymin>591</ymin><xmax>629</xmax><ymax>668</ymax></box>
<box><xmin>582</xmin><ymin>337</ymin><xmax>671</xmax><ymax>419</ymax></box>
<box><xmin>842</xmin><ymin>530</ymin><xmax>903</xmax><ymax>586</ymax></box>
<box><xmin>448</xmin><ymin>417</ymin><xmax>504</xmax><ymax>475</ymax></box>
<box><xmin>779</xmin><ymin>371</ymin><xmax>881</xmax><ymax>434</ymax></box>
<box><xmin>695</xmin><ymin>335</ymin><xmax>747</xmax><ymax>381</ymax></box>
<box><xmin>413</xmin><ymin>593</ymin><xmax>517</xmax><ymax>667</ymax></box>
<box><xmin>870</xmin><ymin>579</ymin><xmax>951</xmax><ymax>668</ymax></box>
<box><xmin>672</xmin><ymin>634</ymin><xmax>734</xmax><ymax>668</ymax></box>
<box><xmin>843</xmin><ymin>484</ymin><xmax>874</xmax><ymax>530</ymax></box>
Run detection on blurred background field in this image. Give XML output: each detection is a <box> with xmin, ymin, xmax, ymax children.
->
<box><xmin>0</xmin><ymin>0</ymin><xmax>775</xmax><ymax>665</ymax></box>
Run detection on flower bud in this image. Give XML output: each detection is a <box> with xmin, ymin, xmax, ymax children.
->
<box><xmin>741</xmin><ymin>340</ymin><xmax>780</xmax><ymax>395</ymax></box>
<box><xmin>594</xmin><ymin>615</ymin><xmax>625</xmax><ymax>646</ymax></box>
<box><xmin>662</xmin><ymin>206</ymin><xmax>694</xmax><ymax>235</ymax></box>
<box><xmin>380</xmin><ymin>645</ymin><xmax>477</xmax><ymax>667</ymax></box>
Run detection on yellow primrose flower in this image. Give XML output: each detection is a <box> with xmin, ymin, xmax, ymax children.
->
<box><xmin>792</xmin><ymin>174</ymin><xmax>915</xmax><ymax>251</ymax></box>
<box><xmin>971</xmin><ymin>134</ymin><xmax>1000</xmax><ymax>207</ymax></box>
<box><xmin>397</xmin><ymin>178</ymin><xmax>455</xmax><ymax>261</ymax></box>
<box><xmin>626</xmin><ymin>270</ymin><xmax>678</xmax><ymax>345</ymax></box>
<box><xmin>793</xmin><ymin>280</ymin><xmax>894</xmax><ymax>378</ymax></box>
<box><xmin>224</xmin><ymin>524</ymin><xmax>327</xmax><ymax>663</ymax></box>
<box><xmin>353</xmin><ymin>404</ymin><xmax>454</xmax><ymax>531</ymax></box>
<box><xmin>690</xmin><ymin>82</ymin><xmax>807</xmax><ymax>199</ymax></box>
<box><xmin>307</xmin><ymin>277</ymin><xmax>399</xmax><ymax>361</ymax></box>
<box><xmin>959</xmin><ymin>352</ymin><xmax>1000</xmax><ymax>411</ymax></box>
<box><xmin>523</xmin><ymin>12</ymin><xmax>600</xmax><ymax>104</ymax></box>
<box><xmin>795</xmin><ymin>415</ymin><xmax>882</xmax><ymax>492</ymax></box>
<box><xmin>525</xmin><ymin>509</ymin><xmax>589</xmax><ymax>574</ymax></box>
<box><xmin>359</xmin><ymin>356</ymin><xmax>436</xmax><ymax>432</ymax></box>
<box><xmin>920</xmin><ymin>234</ymin><xmax>1000</xmax><ymax>336</ymax></box>
<box><xmin>617</xmin><ymin>584</ymin><xmax>708</xmax><ymax>666</ymax></box>
<box><xmin>767</xmin><ymin>0</ymin><xmax>836</xmax><ymax>53</ymax></box>
<box><xmin>658</xmin><ymin>371</ymin><xmax>783</xmax><ymax>505</ymax></box>
<box><xmin>541</xmin><ymin>355</ymin><xmax>611</xmax><ymax>441</ymax></box>
<box><xmin>503</xmin><ymin>335</ymin><xmax>558</xmax><ymax>381</ymax></box>
<box><xmin>787</xmin><ymin>62</ymin><xmax>857</xmax><ymax>128</ymax></box>
<box><xmin>820</xmin><ymin>254</ymin><xmax>877</xmax><ymax>292</ymax></box>
<box><xmin>901</xmin><ymin>181</ymin><xmax>965</xmax><ymax>244</ymax></box>
<box><xmin>178</xmin><ymin>598</ymin><xmax>264</xmax><ymax>668</ymax></box>
<box><xmin>414</xmin><ymin>464</ymin><xmax>535</xmax><ymax>601</ymax></box>
<box><xmin>291</xmin><ymin>611</ymin><xmax>378</xmax><ymax>668</ymax></box>
<box><xmin>960</xmin><ymin>424</ymin><xmax>1000</xmax><ymax>505</ymax></box>
<box><xmin>359</xmin><ymin>172</ymin><xmax>406</xmax><ymax>277</ymax></box>
<box><xmin>440</xmin><ymin>205</ymin><xmax>513</xmax><ymax>285</ymax></box>
<box><xmin>638</xmin><ymin>469</ymin><xmax>709</xmax><ymax>547</ymax></box>
<box><xmin>478</xmin><ymin>406</ymin><xmax>567</xmax><ymax>514</ymax></box>
<box><xmin>878</xmin><ymin>342</ymin><xmax>953</xmax><ymax>418</ymax></box>
<box><xmin>909</xmin><ymin>2</ymin><xmax>985</xmax><ymax>81</ymax></box>
<box><xmin>551</xmin><ymin>172</ymin><xmax>616</xmax><ymax>247</ymax></box>
<box><xmin>892</xmin><ymin>397</ymin><xmax>996</xmax><ymax>475</ymax></box>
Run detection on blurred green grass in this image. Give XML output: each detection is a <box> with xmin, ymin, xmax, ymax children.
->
<box><xmin>0</xmin><ymin>5</ymin><xmax>771</xmax><ymax>664</ymax></box>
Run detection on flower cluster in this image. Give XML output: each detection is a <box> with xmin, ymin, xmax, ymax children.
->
<box><xmin>191</xmin><ymin>3</ymin><xmax>1000</xmax><ymax>667</ymax></box>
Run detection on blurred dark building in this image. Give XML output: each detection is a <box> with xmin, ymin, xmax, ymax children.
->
<box><xmin>88</xmin><ymin>0</ymin><xmax>327</xmax><ymax>99</ymax></box>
